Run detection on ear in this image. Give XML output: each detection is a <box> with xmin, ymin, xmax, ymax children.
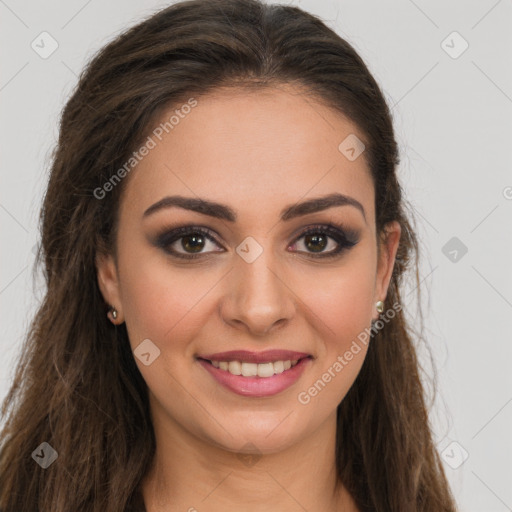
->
<box><xmin>373</xmin><ymin>220</ymin><xmax>401</xmax><ymax>319</ymax></box>
<box><xmin>95</xmin><ymin>251</ymin><xmax>123</xmax><ymax>322</ymax></box>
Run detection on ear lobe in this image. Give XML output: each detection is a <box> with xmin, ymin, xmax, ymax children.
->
<box><xmin>375</xmin><ymin>221</ymin><xmax>401</xmax><ymax>305</ymax></box>
<box><xmin>95</xmin><ymin>251</ymin><xmax>121</xmax><ymax>309</ymax></box>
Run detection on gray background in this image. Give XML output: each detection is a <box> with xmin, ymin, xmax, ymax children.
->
<box><xmin>1</xmin><ymin>0</ymin><xmax>511</xmax><ymax>510</ymax></box>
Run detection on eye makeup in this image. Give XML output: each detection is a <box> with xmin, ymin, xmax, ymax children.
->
<box><xmin>150</xmin><ymin>221</ymin><xmax>360</xmax><ymax>261</ymax></box>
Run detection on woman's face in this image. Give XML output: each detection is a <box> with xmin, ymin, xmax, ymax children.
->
<box><xmin>97</xmin><ymin>85</ymin><xmax>400</xmax><ymax>454</ymax></box>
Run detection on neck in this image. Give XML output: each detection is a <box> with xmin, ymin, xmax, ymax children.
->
<box><xmin>141</xmin><ymin>405</ymin><xmax>359</xmax><ymax>512</ymax></box>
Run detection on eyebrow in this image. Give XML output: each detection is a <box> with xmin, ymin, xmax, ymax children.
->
<box><xmin>143</xmin><ymin>192</ymin><xmax>366</xmax><ymax>223</ymax></box>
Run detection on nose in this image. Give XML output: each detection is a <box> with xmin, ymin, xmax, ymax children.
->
<box><xmin>219</xmin><ymin>247</ymin><xmax>296</xmax><ymax>337</ymax></box>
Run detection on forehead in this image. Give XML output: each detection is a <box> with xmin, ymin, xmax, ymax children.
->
<box><xmin>121</xmin><ymin>85</ymin><xmax>374</xmax><ymax>224</ymax></box>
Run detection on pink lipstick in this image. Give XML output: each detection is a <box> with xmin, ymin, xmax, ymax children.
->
<box><xmin>196</xmin><ymin>349</ymin><xmax>313</xmax><ymax>397</ymax></box>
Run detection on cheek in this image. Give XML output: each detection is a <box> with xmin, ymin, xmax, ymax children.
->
<box><xmin>118</xmin><ymin>249</ymin><xmax>218</xmax><ymax>352</ymax></box>
<box><xmin>297</xmin><ymin>256</ymin><xmax>376</xmax><ymax>347</ymax></box>
<box><xmin>291</xmin><ymin>255</ymin><xmax>375</xmax><ymax>405</ymax></box>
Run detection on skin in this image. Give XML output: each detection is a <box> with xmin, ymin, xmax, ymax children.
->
<box><xmin>96</xmin><ymin>84</ymin><xmax>401</xmax><ymax>512</ymax></box>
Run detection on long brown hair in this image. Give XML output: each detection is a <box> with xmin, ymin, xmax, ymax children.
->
<box><xmin>0</xmin><ymin>0</ymin><xmax>457</xmax><ymax>510</ymax></box>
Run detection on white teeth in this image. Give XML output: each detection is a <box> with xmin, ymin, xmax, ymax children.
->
<box><xmin>228</xmin><ymin>361</ymin><xmax>242</xmax><ymax>375</ymax></box>
<box><xmin>273</xmin><ymin>360</ymin><xmax>284</xmax><ymax>374</ymax></box>
<box><xmin>210</xmin><ymin>359</ymin><xmax>302</xmax><ymax>377</ymax></box>
<box><xmin>241</xmin><ymin>362</ymin><xmax>258</xmax><ymax>377</ymax></box>
<box><xmin>257</xmin><ymin>362</ymin><xmax>274</xmax><ymax>378</ymax></box>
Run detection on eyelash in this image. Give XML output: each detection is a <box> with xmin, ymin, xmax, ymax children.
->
<box><xmin>154</xmin><ymin>223</ymin><xmax>359</xmax><ymax>260</ymax></box>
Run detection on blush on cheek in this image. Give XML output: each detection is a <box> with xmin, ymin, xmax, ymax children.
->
<box><xmin>299</xmin><ymin>271</ymin><xmax>374</xmax><ymax>348</ymax></box>
<box><xmin>122</xmin><ymin>268</ymin><xmax>219</xmax><ymax>352</ymax></box>
<box><xmin>335</xmin><ymin>296</ymin><xmax>373</xmax><ymax>344</ymax></box>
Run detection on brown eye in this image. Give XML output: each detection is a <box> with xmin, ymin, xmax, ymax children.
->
<box><xmin>154</xmin><ymin>223</ymin><xmax>359</xmax><ymax>261</ymax></box>
<box><xmin>155</xmin><ymin>226</ymin><xmax>224</xmax><ymax>259</ymax></box>
<box><xmin>180</xmin><ymin>233</ymin><xmax>207</xmax><ymax>253</ymax></box>
<box><xmin>303</xmin><ymin>233</ymin><xmax>328</xmax><ymax>253</ymax></box>
<box><xmin>289</xmin><ymin>224</ymin><xmax>359</xmax><ymax>258</ymax></box>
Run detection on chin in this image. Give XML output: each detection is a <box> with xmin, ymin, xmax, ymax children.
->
<box><xmin>198</xmin><ymin>411</ymin><xmax>312</xmax><ymax>456</ymax></box>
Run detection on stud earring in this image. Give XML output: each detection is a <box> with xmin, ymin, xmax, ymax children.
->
<box><xmin>108</xmin><ymin>307</ymin><xmax>118</xmax><ymax>323</ymax></box>
<box><xmin>375</xmin><ymin>300</ymin><xmax>384</xmax><ymax>313</ymax></box>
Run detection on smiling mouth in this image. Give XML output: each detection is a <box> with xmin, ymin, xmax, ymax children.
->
<box><xmin>197</xmin><ymin>356</ymin><xmax>312</xmax><ymax>378</ymax></box>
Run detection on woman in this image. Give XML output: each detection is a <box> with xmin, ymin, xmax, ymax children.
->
<box><xmin>0</xmin><ymin>0</ymin><xmax>457</xmax><ymax>510</ymax></box>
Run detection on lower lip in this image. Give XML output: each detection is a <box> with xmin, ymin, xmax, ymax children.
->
<box><xmin>197</xmin><ymin>358</ymin><xmax>312</xmax><ymax>398</ymax></box>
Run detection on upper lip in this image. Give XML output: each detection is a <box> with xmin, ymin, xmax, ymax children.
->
<box><xmin>197</xmin><ymin>349</ymin><xmax>312</xmax><ymax>364</ymax></box>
